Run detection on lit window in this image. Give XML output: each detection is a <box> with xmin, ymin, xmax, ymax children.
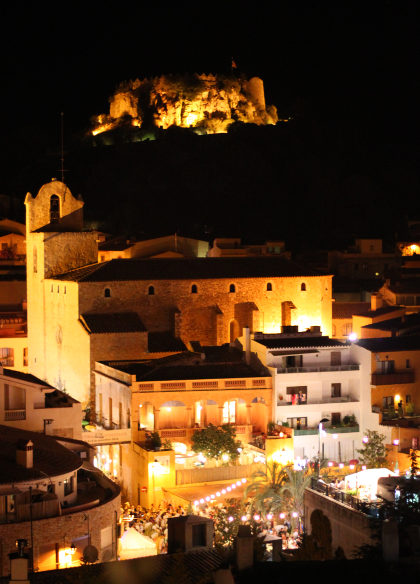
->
<box><xmin>63</xmin><ymin>477</ymin><xmax>74</xmax><ymax>496</ymax></box>
<box><xmin>222</xmin><ymin>400</ymin><xmax>236</xmax><ymax>424</ymax></box>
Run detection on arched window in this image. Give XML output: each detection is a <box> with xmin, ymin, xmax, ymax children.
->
<box><xmin>50</xmin><ymin>195</ymin><xmax>60</xmax><ymax>223</ymax></box>
<box><xmin>301</xmin><ymin>282</ymin><xmax>306</xmax><ymax>291</ymax></box>
<box><xmin>104</xmin><ymin>288</ymin><xmax>111</xmax><ymax>298</ymax></box>
<box><xmin>191</xmin><ymin>284</ymin><xmax>198</xmax><ymax>294</ymax></box>
<box><xmin>266</xmin><ymin>282</ymin><xmax>272</xmax><ymax>291</ymax></box>
<box><xmin>229</xmin><ymin>284</ymin><xmax>236</xmax><ymax>293</ymax></box>
<box><xmin>148</xmin><ymin>285</ymin><xmax>155</xmax><ymax>296</ymax></box>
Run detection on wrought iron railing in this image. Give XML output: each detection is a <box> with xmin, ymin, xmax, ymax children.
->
<box><xmin>278</xmin><ymin>364</ymin><xmax>359</xmax><ymax>374</ymax></box>
<box><xmin>309</xmin><ymin>477</ymin><xmax>381</xmax><ymax>516</ymax></box>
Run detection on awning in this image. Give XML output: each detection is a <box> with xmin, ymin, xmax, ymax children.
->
<box><xmin>271</xmin><ymin>349</ymin><xmax>319</xmax><ymax>356</ymax></box>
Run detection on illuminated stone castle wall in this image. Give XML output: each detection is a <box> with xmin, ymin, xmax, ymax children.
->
<box><xmin>78</xmin><ymin>275</ymin><xmax>332</xmax><ymax>344</ymax></box>
<box><xmin>26</xmin><ymin>180</ymin><xmax>332</xmax><ymax>408</ymax></box>
<box><xmin>92</xmin><ymin>74</ymin><xmax>278</xmax><ymax>136</ymax></box>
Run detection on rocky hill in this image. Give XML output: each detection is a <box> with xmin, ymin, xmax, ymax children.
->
<box><xmin>91</xmin><ymin>74</ymin><xmax>278</xmax><ymax>137</ymax></box>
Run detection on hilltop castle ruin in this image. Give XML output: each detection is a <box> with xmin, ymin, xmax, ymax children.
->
<box><xmin>91</xmin><ymin>73</ymin><xmax>278</xmax><ymax>136</ymax></box>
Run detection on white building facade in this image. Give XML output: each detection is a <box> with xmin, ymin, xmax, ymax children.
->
<box><xmin>250</xmin><ymin>330</ymin><xmax>366</xmax><ymax>463</ymax></box>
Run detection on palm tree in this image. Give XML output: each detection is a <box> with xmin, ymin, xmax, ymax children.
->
<box><xmin>244</xmin><ymin>461</ymin><xmax>290</xmax><ymax>513</ymax></box>
<box><xmin>274</xmin><ymin>466</ymin><xmax>313</xmax><ymax>517</ymax></box>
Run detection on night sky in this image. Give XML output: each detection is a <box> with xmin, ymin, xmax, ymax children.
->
<box><xmin>0</xmin><ymin>2</ymin><xmax>419</xmax><ymax>242</ymax></box>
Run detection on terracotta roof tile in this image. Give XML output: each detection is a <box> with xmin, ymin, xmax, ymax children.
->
<box><xmin>80</xmin><ymin>312</ymin><xmax>146</xmax><ymax>333</ymax></box>
<box><xmin>148</xmin><ymin>331</ymin><xmax>187</xmax><ymax>352</ymax></box>
<box><xmin>53</xmin><ymin>257</ymin><xmax>329</xmax><ymax>282</ymax></box>
<box><xmin>0</xmin><ymin>425</ymin><xmax>82</xmax><ymax>484</ymax></box>
<box><xmin>356</xmin><ymin>335</ymin><xmax>420</xmax><ymax>352</ymax></box>
<box><xmin>332</xmin><ymin>302</ymin><xmax>370</xmax><ymax>318</ymax></box>
<box><xmin>1</xmin><ymin>368</ymin><xmax>54</xmax><ymax>388</ymax></box>
<box><xmin>255</xmin><ymin>336</ymin><xmax>346</xmax><ymax>349</ymax></box>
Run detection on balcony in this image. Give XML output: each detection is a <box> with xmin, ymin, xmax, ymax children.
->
<box><xmin>82</xmin><ymin>427</ymin><xmax>131</xmax><ymax>446</ymax></box>
<box><xmin>277</xmin><ymin>395</ymin><xmax>359</xmax><ymax>407</ymax></box>
<box><xmin>159</xmin><ymin>424</ymin><xmax>253</xmax><ymax>442</ymax></box>
<box><xmin>371</xmin><ymin>370</ymin><xmax>415</xmax><ymax>385</ymax></box>
<box><xmin>4</xmin><ymin>409</ymin><xmax>26</xmax><ymax>421</ymax></box>
<box><xmin>294</xmin><ymin>424</ymin><xmax>359</xmax><ymax>436</ymax></box>
<box><xmin>277</xmin><ymin>364</ymin><xmax>360</xmax><ymax>374</ymax></box>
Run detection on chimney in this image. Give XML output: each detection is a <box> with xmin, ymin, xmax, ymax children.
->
<box><xmin>235</xmin><ymin>525</ymin><xmax>254</xmax><ymax>570</ymax></box>
<box><xmin>371</xmin><ymin>293</ymin><xmax>383</xmax><ymax>311</ymax></box>
<box><xmin>16</xmin><ymin>440</ymin><xmax>33</xmax><ymax>469</ymax></box>
<box><xmin>244</xmin><ymin>327</ymin><xmax>251</xmax><ymax>365</ymax></box>
<box><xmin>9</xmin><ymin>539</ymin><xmax>30</xmax><ymax>584</ymax></box>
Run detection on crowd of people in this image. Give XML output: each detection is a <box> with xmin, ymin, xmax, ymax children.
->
<box><xmin>121</xmin><ymin>501</ymin><xmax>187</xmax><ymax>553</ymax></box>
<box><xmin>121</xmin><ymin>499</ymin><xmax>301</xmax><ymax>554</ymax></box>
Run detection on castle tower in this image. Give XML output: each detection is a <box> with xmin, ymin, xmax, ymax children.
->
<box><xmin>25</xmin><ymin>179</ymin><xmax>98</xmax><ymax>388</ymax></box>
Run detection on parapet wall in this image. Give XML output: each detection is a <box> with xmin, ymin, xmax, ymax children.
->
<box><xmin>304</xmin><ymin>487</ymin><xmax>375</xmax><ymax>557</ymax></box>
<box><xmin>0</xmin><ymin>489</ymin><xmax>120</xmax><ymax>576</ymax></box>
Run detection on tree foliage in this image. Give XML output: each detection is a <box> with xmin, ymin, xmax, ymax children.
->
<box><xmin>357</xmin><ymin>429</ymin><xmax>388</xmax><ymax>468</ymax></box>
<box><xmin>278</xmin><ymin>466</ymin><xmax>313</xmax><ymax>516</ymax></box>
<box><xmin>245</xmin><ymin>463</ymin><xmax>313</xmax><ymax>518</ymax></box>
<box><xmin>191</xmin><ymin>424</ymin><xmax>241</xmax><ymax>462</ymax></box>
<box><xmin>245</xmin><ymin>461</ymin><xmax>289</xmax><ymax>513</ymax></box>
<box><xmin>410</xmin><ymin>448</ymin><xmax>420</xmax><ymax>477</ymax></box>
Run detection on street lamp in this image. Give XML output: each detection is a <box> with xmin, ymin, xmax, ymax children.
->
<box><xmin>317</xmin><ymin>418</ymin><xmax>329</xmax><ymax>477</ymax></box>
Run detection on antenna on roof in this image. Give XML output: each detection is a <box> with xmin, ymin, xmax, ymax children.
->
<box><xmin>59</xmin><ymin>112</ymin><xmax>66</xmax><ymax>183</ymax></box>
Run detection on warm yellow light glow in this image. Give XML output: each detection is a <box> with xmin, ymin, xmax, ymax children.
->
<box><xmin>402</xmin><ymin>243</ymin><xmax>420</xmax><ymax>256</ymax></box>
<box><xmin>173</xmin><ymin>442</ymin><xmax>187</xmax><ymax>455</ymax></box>
<box><xmin>92</xmin><ymin>124</ymin><xmax>117</xmax><ymax>136</ymax></box>
<box><xmin>262</xmin><ymin>320</ymin><xmax>281</xmax><ymax>334</ymax></box>
<box><xmin>293</xmin><ymin>315</ymin><xmax>313</xmax><ymax>332</ymax></box>
<box><xmin>184</xmin><ymin>113</ymin><xmax>199</xmax><ymax>127</ymax></box>
<box><xmin>268</xmin><ymin>447</ymin><xmax>294</xmax><ymax>466</ymax></box>
<box><xmin>395</xmin><ymin>394</ymin><xmax>401</xmax><ymax>403</ymax></box>
<box><xmin>58</xmin><ymin>547</ymin><xmax>76</xmax><ymax>569</ymax></box>
<box><xmin>149</xmin><ymin>460</ymin><xmax>169</xmax><ymax>475</ymax></box>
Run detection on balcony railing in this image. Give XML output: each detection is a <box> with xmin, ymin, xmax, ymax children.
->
<box><xmin>4</xmin><ymin>409</ymin><xmax>26</xmax><ymax>421</ymax></box>
<box><xmin>277</xmin><ymin>364</ymin><xmax>360</xmax><ymax>374</ymax></box>
<box><xmin>159</xmin><ymin>424</ymin><xmax>253</xmax><ymax>442</ymax></box>
<box><xmin>82</xmin><ymin>427</ymin><xmax>131</xmax><ymax>445</ymax></box>
<box><xmin>371</xmin><ymin>370</ymin><xmax>415</xmax><ymax>385</ymax></box>
<box><xmin>309</xmin><ymin>478</ymin><xmax>381</xmax><ymax>516</ymax></box>
<box><xmin>277</xmin><ymin>395</ymin><xmax>359</xmax><ymax>407</ymax></box>
<box><xmin>294</xmin><ymin>424</ymin><xmax>359</xmax><ymax>436</ymax></box>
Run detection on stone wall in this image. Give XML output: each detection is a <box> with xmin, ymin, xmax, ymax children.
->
<box><xmin>304</xmin><ymin>487</ymin><xmax>375</xmax><ymax>558</ymax></box>
<box><xmin>79</xmin><ymin>275</ymin><xmax>332</xmax><ymax>345</ymax></box>
<box><xmin>0</xmin><ymin>491</ymin><xmax>120</xmax><ymax>577</ymax></box>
